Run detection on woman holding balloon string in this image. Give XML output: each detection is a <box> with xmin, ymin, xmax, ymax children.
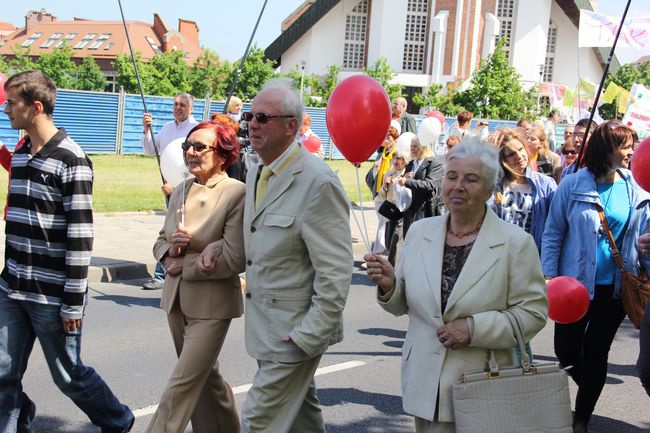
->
<box><xmin>541</xmin><ymin>120</ymin><xmax>650</xmax><ymax>433</ymax></box>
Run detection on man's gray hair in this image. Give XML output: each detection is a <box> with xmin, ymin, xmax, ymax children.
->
<box><xmin>175</xmin><ymin>92</ymin><xmax>194</xmax><ymax>106</ymax></box>
<box><xmin>445</xmin><ymin>141</ymin><xmax>500</xmax><ymax>189</ymax></box>
<box><xmin>260</xmin><ymin>78</ymin><xmax>303</xmax><ymax>131</ymax></box>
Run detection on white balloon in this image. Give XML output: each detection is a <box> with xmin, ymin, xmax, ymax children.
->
<box><xmin>396</xmin><ymin>132</ymin><xmax>417</xmax><ymax>154</ymax></box>
<box><xmin>160</xmin><ymin>138</ymin><xmax>193</xmax><ymax>187</ymax></box>
<box><xmin>417</xmin><ymin>117</ymin><xmax>442</xmax><ymax>149</ymax></box>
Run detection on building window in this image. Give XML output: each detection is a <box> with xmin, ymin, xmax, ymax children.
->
<box><xmin>40</xmin><ymin>33</ymin><xmax>63</xmax><ymax>48</ymax></box>
<box><xmin>146</xmin><ymin>36</ymin><xmax>162</xmax><ymax>55</ymax></box>
<box><xmin>21</xmin><ymin>33</ymin><xmax>43</xmax><ymax>48</ymax></box>
<box><xmin>402</xmin><ymin>0</ymin><xmax>429</xmax><ymax>72</ymax></box>
<box><xmin>55</xmin><ymin>33</ymin><xmax>78</xmax><ymax>48</ymax></box>
<box><xmin>342</xmin><ymin>0</ymin><xmax>368</xmax><ymax>69</ymax></box>
<box><xmin>74</xmin><ymin>33</ymin><xmax>97</xmax><ymax>49</ymax></box>
<box><xmin>543</xmin><ymin>22</ymin><xmax>557</xmax><ymax>82</ymax></box>
<box><xmin>88</xmin><ymin>33</ymin><xmax>111</xmax><ymax>50</ymax></box>
<box><xmin>495</xmin><ymin>0</ymin><xmax>517</xmax><ymax>61</ymax></box>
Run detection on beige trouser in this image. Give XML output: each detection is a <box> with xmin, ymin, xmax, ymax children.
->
<box><xmin>240</xmin><ymin>355</ymin><xmax>324</xmax><ymax>433</ymax></box>
<box><xmin>147</xmin><ymin>304</ymin><xmax>239</xmax><ymax>433</ymax></box>
<box><xmin>415</xmin><ymin>417</ymin><xmax>455</xmax><ymax>433</ymax></box>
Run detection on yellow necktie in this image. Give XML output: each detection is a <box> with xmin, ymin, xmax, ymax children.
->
<box><xmin>255</xmin><ymin>166</ymin><xmax>273</xmax><ymax>209</ymax></box>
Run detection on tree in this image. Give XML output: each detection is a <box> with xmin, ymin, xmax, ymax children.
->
<box><xmin>412</xmin><ymin>83</ymin><xmax>464</xmax><ymax>116</ymax></box>
<box><xmin>600</xmin><ymin>61</ymin><xmax>650</xmax><ymax>119</ymax></box>
<box><xmin>224</xmin><ymin>46</ymin><xmax>277</xmax><ymax>101</ymax></box>
<box><xmin>113</xmin><ymin>52</ymin><xmax>154</xmax><ymax>94</ymax></box>
<box><xmin>453</xmin><ymin>38</ymin><xmax>536</xmax><ymax>120</ymax></box>
<box><xmin>363</xmin><ymin>57</ymin><xmax>403</xmax><ymax>101</ymax></box>
<box><xmin>7</xmin><ymin>47</ymin><xmax>37</xmax><ymax>74</ymax></box>
<box><xmin>189</xmin><ymin>49</ymin><xmax>232</xmax><ymax>99</ymax></box>
<box><xmin>36</xmin><ymin>46</ymin><xmax>78</xmax><ymax>89</ymax></box>
<box><xmin>75</xmin><ymin>55</ymin><xmax>107</xmax><ymax>91</ymax></box>
<box><xmin>147</xmin><ymin>51</ymin><xmax>192</xmax><ymax>96</ymax></box>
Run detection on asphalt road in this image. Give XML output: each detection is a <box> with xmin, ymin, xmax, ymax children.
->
<box><xmin>21</xmin><ymin>266</ymin><xmax>650</xmax><ymax>433</ymax></box>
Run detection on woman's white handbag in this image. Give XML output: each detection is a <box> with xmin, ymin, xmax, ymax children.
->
<box><xmin>452</xmin><ymin>311</ymin><xmax>572</xmax><ymax>433</ymax></box>
<box><xmin>394</xmin><ymin>183</ymin><xmax>412</xmax><ymax>212</ymax></box>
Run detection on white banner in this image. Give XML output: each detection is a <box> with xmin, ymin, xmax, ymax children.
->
<box><xmin>623</xmin><ymin>84</ymin><xmax>650</xmax><ymax>139</ymax></box>
<box><xmin>579</xmin><ymin>10</ymin><xmax>650</xmax><ymax>49</ymax></box>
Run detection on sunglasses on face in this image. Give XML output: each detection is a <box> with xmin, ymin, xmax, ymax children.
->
<box><xmin>182</xmin><ymin>141</ymin><xmax>215</xmax><ymax>153</ymax></box>
<box><xmin>241</xmin><ymin>112</ymin><xmax>295</xmax><ymax>123</ymax></box>
<box><xmin>562</xmin><ymin>149</ymin><xmax>577</xmax><ymax>155</ymax></box>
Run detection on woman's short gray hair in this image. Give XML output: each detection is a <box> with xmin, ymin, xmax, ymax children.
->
<box><xmin>260</xmin><ymin>78</ymin><xmax>303</xmax><ymax>128</ymax></box>
<box><xmin>445</xmin><ymin>141</ymin><xmax>500</xmax><ymax>189</ymax></box>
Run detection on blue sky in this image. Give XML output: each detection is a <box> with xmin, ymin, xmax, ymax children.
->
<box><xmin>1</xmin><ymin>0</ymin><xmax>647</xmax><ymax>64</ymax></box>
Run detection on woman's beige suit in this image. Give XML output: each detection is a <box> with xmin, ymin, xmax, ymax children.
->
<box><xmin>379</xmin><ymin>209</ymin><xmax>548</xmax><ymax>424</ymax></box>
<box><xmin>148</xmin><ymin>174</ymin><xmax>245</xmax><ymax>433</ymax></box>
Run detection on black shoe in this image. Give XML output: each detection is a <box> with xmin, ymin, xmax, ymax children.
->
<box><xmin>142</xmin><ymin>279</ymin><xmax>164</xmax><ymax>290</ymax></box>
<box><xmin>17</xmin><ymin>393</ymin><xmax>35</xmax><ymax>433</ymax></box>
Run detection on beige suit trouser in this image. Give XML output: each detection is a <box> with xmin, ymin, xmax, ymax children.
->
<box><xmin>240</xmin><ymin>355</ymin><xmax>324</xmax><ymax>433</ymax></box>
<box><xmin>414</xmin><ymin>417</ymin><xmax>455</xmax><ymax>433</ymax></box>
<box><xmin>147</xmin><ymin>303</ymin><xmax>239</xmax><ymax>433</ymax></box>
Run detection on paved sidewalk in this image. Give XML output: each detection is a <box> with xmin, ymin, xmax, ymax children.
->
<box><xmin>0</xmin><ymin>205</ymin><xmax>378</xmax><ymax>283</ymax></box>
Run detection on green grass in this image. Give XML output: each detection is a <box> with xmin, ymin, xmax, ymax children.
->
<box><xmin>0</xmin><ymin>155</ymin><xmax>375</xmax><ymax>213</ymax></box>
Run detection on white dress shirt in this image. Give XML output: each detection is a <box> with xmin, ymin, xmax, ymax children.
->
<box><xmin>140</xmin><ymin>116</ymin><xmax>198</xmax><ymax>156</ymax></box>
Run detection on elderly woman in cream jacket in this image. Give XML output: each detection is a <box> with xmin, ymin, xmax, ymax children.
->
<box><xmin>365</xmin><ymin>142</ymin><xmax>548</xmax><ymax>433</ymax></box>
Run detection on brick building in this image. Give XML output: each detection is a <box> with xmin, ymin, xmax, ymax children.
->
<box><xmin>0</xmin><ymin>9</ymin><xmax>201</xmax><ymax>92</ymax></box>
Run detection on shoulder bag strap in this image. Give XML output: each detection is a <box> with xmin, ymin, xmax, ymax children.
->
<box><xmin>598</xmin><ymin>209</ymin><xmax>626</xmax><ymax>271</ymax></box>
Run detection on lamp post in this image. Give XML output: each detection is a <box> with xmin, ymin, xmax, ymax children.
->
<box><xmin>537</xmin><ymin>64</ymin><xmax>544</xmax><ymax>114</ymax></box>
<box><xmin>300</xmin><ymin>61</ymin><xmax>306</xmax><ymax>104</ymax></box>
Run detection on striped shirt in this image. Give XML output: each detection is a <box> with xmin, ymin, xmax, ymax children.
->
<box><xmin>0</xmin><ymin>129</ymin><xmax>93</xmax><ymax>319</ymax></box>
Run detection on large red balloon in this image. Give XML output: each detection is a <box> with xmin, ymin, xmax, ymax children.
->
<box><xmin>632</xmin><ymin>136</ymin><xmax>650</xmax><ymax>192</ymax></box>
<box><xmin>426</xmin><ymin>110</ymin><xmax>446</xmax><ymax>128</ymax></box>
<box><xmin>326</xmin><ymin>75</ymin><xmax>391</xmax><ymax>164</ymax></box>
<box><xmin>0</xmin><ymin>72</ymin><xmax>7</xmax><ymax>106</ymax></box>
<box><xmin>546</xmin><ymin>276</ymin><xmax>590</xmax><ymax>324</ymax></box>
<box><xmin>303</xmin><ymin>135</ymin><xmax>322</xmax><ymax>153</ymax></box>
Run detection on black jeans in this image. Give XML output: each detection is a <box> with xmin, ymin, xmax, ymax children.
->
<box><xmin>638</xmin><ymin>297</ymin><xmax>650</xmax><ymax>397</ymax></box>
<box><xmin>554</xmin><ymin>284</ymin><xmax>626</xmax><ymax>425</ymax></box>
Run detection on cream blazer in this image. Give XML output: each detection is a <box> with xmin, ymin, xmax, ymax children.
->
<box><xmin>379</xmin><ymin>208</ymin><xmax>548</xmax><ymax>422</ymax></box>
<box><xmin>243</xmin><ymin>146</ymin><xmax>353</xmax><ymax>362</ymax></box>
<box><xmin>153</xmin><ymin>174</ymin><xmax>245</xmax><ymax>319</ymax></box>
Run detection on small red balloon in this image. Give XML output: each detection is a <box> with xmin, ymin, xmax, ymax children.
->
<box><xmin>326</xmin><ymin>75</ymin><xmax>391</xmax><ymax>164</ymax></box>
<box><xmin>426</xmin><ymin>110</ymin><xmax>445</xmax><ymax>127</ymax></box>
<box><xmin>632</xmin><ymin>136</ymin><xmax>650</xmax><ymax>192</ymax></box>
<box><xmin>0</xmin><ymin>72</ymin><xmax>7</xmax><ymax>106</ymax></box>
<box><xmin>303</xmin><ymin>135</ymin><xmax>322</xmax><ymax>153</ymax></box>
<box><xmin>546</xmin><ymin>276</ymin><xmax>590</xmax><ymax>324</ymax></box>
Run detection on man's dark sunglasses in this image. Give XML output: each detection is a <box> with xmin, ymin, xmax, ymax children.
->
<box><xmin>181</xmin><ymin>141</ymin><xmax>215</xmax><ymax>152</ymax></box>
<box><xmin>241</xmin><ymin>112</ymin><xmax>295</xmax><ymax>123</ymax></box>
<box><xmin>561</xmin><ymin>149</ymin><xmax>577</xmax><ymax>155</ymax></box>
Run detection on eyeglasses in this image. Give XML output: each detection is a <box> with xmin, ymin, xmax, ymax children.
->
<box><xmin>241</xmin><ymin>112</ymin><xmax>295</xmax><ymax>123</ymax></box>
<box><xmin>561</xmin><ymin>149</ymin><xmax>577</xmax><ymax>155</ymax></box>
<box><xmin>181</xmin><ymin>141</ymin><xmax>215</xmax><ymax>153</ymax></box>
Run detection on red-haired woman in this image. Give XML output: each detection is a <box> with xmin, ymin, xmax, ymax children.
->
<box><xmin>148</xmin><ymin>122</ymin><xmax>245</xmax><ymax>433</ymax></box>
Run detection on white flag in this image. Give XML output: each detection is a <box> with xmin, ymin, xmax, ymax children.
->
<box><xmin>579</xmin><ymin>9</ymin><xmax>650</xmax><ymax>49</ymax></box>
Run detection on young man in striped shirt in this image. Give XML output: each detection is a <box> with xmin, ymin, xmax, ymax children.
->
<box><xmin>0</xmin><ymin>71</ymin><xmax>134</xmax><ymax>433</ymax></box>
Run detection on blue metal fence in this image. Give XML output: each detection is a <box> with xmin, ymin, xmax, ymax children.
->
<box><xmin>0</xmin><ymin>89</ymin><xmax>571</xmax><ymax>158</ymax></box>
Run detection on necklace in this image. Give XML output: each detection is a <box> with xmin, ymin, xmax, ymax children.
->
<box><xmin>447</xmin><ymin>212</ymin><xmax>486</xmax><ymax>239</ymax></box>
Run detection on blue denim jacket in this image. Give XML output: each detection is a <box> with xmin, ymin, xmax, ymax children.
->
<box><xmin>541</xmin><ymin>168</ymin><xmax>650</xmax><ymax>299</ymax></box>
<box><xmin>492</xmin><ymin>167</ymin><xmax>557</xmax><ymax>253</ymax></box>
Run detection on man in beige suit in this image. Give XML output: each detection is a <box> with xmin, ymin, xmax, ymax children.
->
<box><xmin>240</xmin><ymin>79</ymin><xmax>353</xmax><ymax>433</ymax></box>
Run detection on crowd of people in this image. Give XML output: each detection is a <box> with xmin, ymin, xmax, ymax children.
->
<box><xmin>0</xmin><ymin>69</ymin><xmax>648</xmax><ymax>433</ymax></box>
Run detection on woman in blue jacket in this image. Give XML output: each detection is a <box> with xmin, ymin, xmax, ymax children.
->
<box><xmin>492</xmin><ymin>127</ymin><xmax>557</xmax><ymax>253</ymax></box>
<box><xmin>542</xmin><ymin>121</ymin><xmax>650</xmax><ymax>433</ymax></box>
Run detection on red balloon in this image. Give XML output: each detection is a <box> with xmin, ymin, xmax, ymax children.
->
<box><xmin>326</xmin><ymin>75</ymin><xmax>391</xmax><ymax>164</ymax></box>
<box><xmin>632</xmin><ymin>136</ymin><xmax>650</xmax><ymax>192</ymax></box>
<box><xmin>0</xmin><ymin>72</ymin><xmax>7</xmax><ymax>106</ymax></box>
<box><xmin>303</xmin><ymin>135</ymin><xmax>322</xmax><ymax>153</ymax></box>
<box><xmin>426</xmin><ymin>110</ymin><xmax>445</xmax><ymax>127</ymax></box>
<box><xmin>546</xmin><ymin>276</ymin><xmax>590</xmax><ymax>324</ymax></box>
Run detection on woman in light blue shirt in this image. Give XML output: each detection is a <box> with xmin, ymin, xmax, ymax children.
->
<box><xmin>542</xmin><ymin>121</ymin><xmax>650</xmax><ymax>433</ymax></box>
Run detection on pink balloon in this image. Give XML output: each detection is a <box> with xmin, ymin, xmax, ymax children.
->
<box><xmin>326</xmin><ymin>75</ymin><xmax>391</xmax><ymax>164</ymax></box>
<box><xmin>0</xmin><ymin>72</ymin><xmax>7</xmax><ymax>106</ymax></box>
<box><xmin>632</xmin><ymin>137</ymin><xmax>650</xmax><ymax>192</ymax></box>
<box><xmin>426</xmin><ymin>110</ymin><xmax>445</xmax><ymax>127</ymax></box>
<box><xmin>303</xmin><ymin>135</ymin><xmax>322</xmax><ymax>153</ymax></box>
<box><xmin>546</xmin><ymin>276</ymin><xmax>590</xmax><ymax>324</ymax></box>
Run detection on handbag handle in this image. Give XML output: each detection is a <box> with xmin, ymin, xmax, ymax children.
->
<box><xmin>486</xmin><ymin>310</ymin><xmax>532</xmax><ymax>375</ymax></box>
<box><xmin>597</xmin><ymin>209</ymin><xmax>627</xmax><ymax>271</ymax></box>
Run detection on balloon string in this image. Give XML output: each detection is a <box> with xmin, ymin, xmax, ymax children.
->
<box><xmin>354</xmin><ymin>165</ymin><xmax>371</xmax><ymax>253</ymax></box>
